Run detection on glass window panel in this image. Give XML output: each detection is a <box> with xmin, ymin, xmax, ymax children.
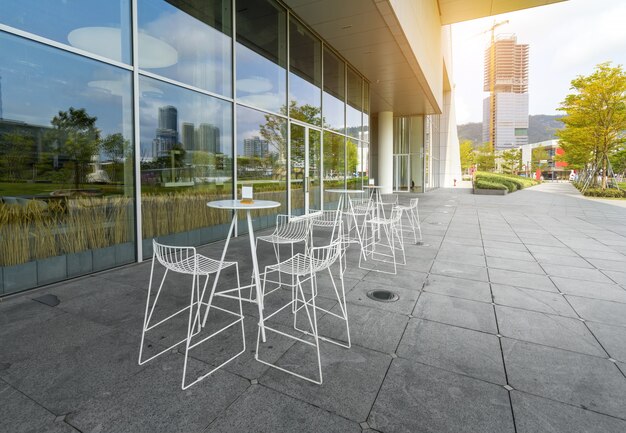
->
<box><xmin>289</xmin><ymin>17</ymin><xmax>321</xmax><ymax>126</ymax></box>
<box><xmin>322</xmin><ymin>47</ymin><xmax>345</xmax><ymax>133</ymax></box>
<box><xmin>363</xmin><ymin>82</ymin><xmax>370</xmax><ymax>142</ymax></box>
<box><xmin>139</xmin><ymin>75</ymin><xmax>233</xmax><ymax>256</ymax></box>
<box><xmin>1</xmin><ymin>0</ymin><xmax>131</xmax><ymax>65</ymax></box>
<box><xmin>236</xmin><ymin>105</ymin><xmax>287</xmax><ymax>224</ymax></box>
<box><xmin>346</xmin><ymin>137</ymin><xmax>359</xmax><ymax>189</ymax></box>
<box><xmin>322</xmin><ymin>131</ymin><xmax>345</xmax><ymax>207</ymax></box>
<box><xmin>0</xmin><ymin>33</ymin><xmax>135</xmax><ymax>293</ymax></box>
<box><xmin>346</xmin><ymin>67</ymin><xmax>362</xmax><ymax>139</ymax></box>
<box><xmin>236</xmin><ymin>0</ymin><xmax>287</xmax><ymax>113</ymax></box>
<box><xmin>137</xmin><ymin>0</ymin><xmax>232</xmax><ymax>96</ymax></box>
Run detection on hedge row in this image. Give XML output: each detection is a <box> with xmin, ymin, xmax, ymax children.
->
<box><xmin>475</xmin><ymin>179</ymin><xmax>508</xmax><ymax>190</ymax></box>
<box><xmin>474</xmin><ymin>172</ymin><xmax>539</xmax><ymax>193</ymax></box>
<box><xmin>582</xmin><ymin>188</ymin><xmax>626</xmax><ymax>198</ymax></box>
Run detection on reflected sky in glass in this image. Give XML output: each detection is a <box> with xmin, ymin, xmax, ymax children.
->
<box><xmin>236</xmin><ymin>44</ymin><xmax>286</xmax><ymax>114</ymax></box>
<box><xmin>0</xmin><ymin>32</ymin><xmax>132</xmax><ymax>138</ymax></box>
<box><xmin>138</xmin><ymin>0</ymin><xmax>232</xmax><ymax>96</ymax></box>
<box><xmin>1</xmin><ymin>0</ymin><xmax>131</xmax><ymax>64</ymax></box>
<box><xmin>323</xmin><ymin>92</ymin><xmax>344</xmax><ymax>134</ymax></box>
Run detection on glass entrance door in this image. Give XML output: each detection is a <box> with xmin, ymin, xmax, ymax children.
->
<box><xmin>393</xmin><ymin>155</ymin><xmax>409</xmax><ymax>192</ymax></box>
<box><xmin>289</xmin><ymin>123</ymin><xmax>321</xmax><ymax>215</ymax></box>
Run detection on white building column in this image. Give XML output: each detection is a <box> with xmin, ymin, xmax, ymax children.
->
<box><xmin>378</xmin><ymin>111</ymin><xmax>393</xmax><ymax>194</ymax></box>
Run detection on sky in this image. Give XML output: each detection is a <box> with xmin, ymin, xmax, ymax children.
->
<box><xmin>451</xmin><ymin>0</ymin><xmax>626</xmax><ymax>125</ymax></box>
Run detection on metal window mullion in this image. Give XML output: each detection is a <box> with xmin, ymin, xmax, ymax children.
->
<box><xmin>286</xmin><ymin>10</ymin><xmax>291</xmax><ymax>216</ymax></box>
<box><xmin>131</xmin><ymin>0</ymin><xmax>143</xmax><ymax>262</ymax></box>
<box><xmin>138</xmin><ymin>70</ymin><xmax>234</xmax><ymax>104</ymax></box>
<box><xmin>232</xmin><ymin>0</ymin><xmax>238</xmax><ymax>236</ymax></box>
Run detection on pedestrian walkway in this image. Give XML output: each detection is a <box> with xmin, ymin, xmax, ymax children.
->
<box><xmin>1</xmin><ymin>182</ymin><xmax>626</xmax><ymax>433</ymax></box>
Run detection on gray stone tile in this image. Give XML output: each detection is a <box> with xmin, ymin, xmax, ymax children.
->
<box><xmin>502</xmin><ymin>338</ymin><xmax>626</xmax><ymax>419</ymax></box>
<box><xmin>413</xmin><ymin>292</ymin><xmax>497</xmax><ymax>334</ymax></box>
<box><xmin>68</xmin><ymin>352</ymin><xmax>250</xmax><ymax>433</ymax></box>
<box><xmin>512</xmin><ymin>391</ymin><xmax>626</xmax><ymax>433</ymax></box>
<box><xmin>0</xmin><ymin>297</ymin><xmax>65</xmax><ymax>332</ymax></box>
<box><xmin>574</xmin><ymin>248</ymin><xmax>622</xmax><ymax>260</ymax></box>
<box><xmin>319</xmin><ymin>303</ymin><xmax>408</xmax><ymax>353</ymax></box>
<box><xmin>525</xmin><ymin>244</ymin><xmax>578</xmax><ymax>257</ymax></box>
<box><xmin>438</xmin><ymin>244</ymin><xmax>484</xmax><ymax>256</ymax></box>
<box><xmin>0</xmin><ymin>312</ymin><xmax>112</xmax><ymax>365</ymax></box>
<box><xmin>423</xmin><ymin>274</ymin><xmax>492</xmax><ymax>303</ymax></box>
<box><xmin>435</xmin><ymin>250</ymin><xmax>487</xmax><ymax>267</ymax></box>
<box><xmin>587</xmin><ymin>321</ymin><xmax>626</xmax><ymax>363</ymax></box>
<box><xmin>587</xmin><ymin>258</ymin><xmax>626</xmax><ymax>272</ymax></box>
<box><xmin>486</xmin><ymin>256</ymin><xmax>545</xmax><ymax>275</ymax></box>
<box><xmin>430</xmin><ymin>260</ymin><xmax>489</xmax><ymax>282</ymax></box>
<box><xmin>542</xmin><ymin>264</ymin><xmax>615</xmax><ymax>283</ymax></box>
<box><xmin>362</xmin><ymin>267</ymin><xmax>427</xmax><ymax>290</ymax></box>
<box><xmin>397</xmin><ymin>318</ymin><xmax>506</xmax><ymax>384</ymax></box>
<box><xmin>482</xmin><ymin>239</ymin><xmax>527</xmax><ymax>251</ymax></box>
<box><xmin>347</xmin><ymin>280</ymin><xmax>420</xmax><ymax>315</ymax></box>
<box><xmin>566</xmin><ymin>295</ymin><xmax>626</xmax><ymax>326</ymax></box>
<box><xmin>441</xmin><ymin>236</ymin><xmax>484</xmax><ymax>247</ymax></box>
<box><xmin>1</xmin><ymin>329</ymin><xmax>146</xmax><ymax>415</ymax></box>
<box><xmin>604</xmin><ymin>270</ymin><xmax>626</xmax><ymax>286</ymax></box>
<box><xmin>551</xmin><ymin>277</ymin><xmax>626</xmax><ymax>303</ymax></box>
<box><xmin>368</xmin><ymin>358</ymin><xmax>514</xmax><ymax>433</ymax></box>
<box><xmin>492</xmin><ymin>284</ymin><xmax>577</xmax><ymax>317</ymax></box>
<box><xmin>489</xmin><ymin>268</ymin><xmax>557</xmax><ymax>292</ymax></box>
<box><xmin>204</xmin><ymin>385</ymin><xmax>361</xmax><ymax>433</ymax></box>
<box><xmin>0</xmin><ymin>380</ymin><xmax>80</xmax><ymax>433</ymax></box>
<box><xmin>532</xmin><ymin>252</ymin><xmax>594</xmax><ymax>268</ymax></box>
<box><xmin>260</xmin><ymin>343</ymin><xmax>391</xmax><ymax>421</ymax></box>
<box><xmin>495</xmin><ymin>305</ymin><xmax>606</xmax><ymax>357</ymax></box>
<box><xmin>521</xmin><ymin>236</ymin><xmax>566</xmax><ymax>247</ymax></box>
<box><xmin>484</xmin><ymin>247</ymin><xmax>535</xmax><ymax>262</ymax></box>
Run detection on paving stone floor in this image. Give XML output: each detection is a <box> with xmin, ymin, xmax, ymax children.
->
<box><xmin>2</xmin><ymin>182</ymin><xmax>626</xmax><ymax>432</ymax></box>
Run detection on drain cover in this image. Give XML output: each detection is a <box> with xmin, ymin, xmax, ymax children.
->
<box><xmin>367</xmin><ymin>290</ymin><xmax>399</xmax><ymax>302</ymax></box>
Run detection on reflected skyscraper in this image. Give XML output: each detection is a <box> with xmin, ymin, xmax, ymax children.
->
<box><xmin>196</xmin><ymin>123</ymin><xmax>220</xmax><ymax>154</ymax></box>
<box><xmin>181</xmin><ymin>122</ymin><xmax>195</xmax><ymax>150</ymax></box>
<box><xmin>153</xmin><ymin>105</ymin><xmax>178</xmax><ymax>157</ymax></box>
<box><xmin>243</xmin><ymin>136</ymin><xmax>269</xmax><ymax>157</ymax></box>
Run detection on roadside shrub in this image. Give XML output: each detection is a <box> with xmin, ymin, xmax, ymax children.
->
<box><xmin>475</xmin><ymin>179</ymin><xmax>507</xmax><ymax>190</ymax></box>
<box><xmin>582</xmin><ymin>188</ymin><xmax>625</xmax><ymax>198</ymax></box>
<box><xmin>474</xmin><ymin>172</ymin><xmax>539</xmax><ymax>192</ymax></box>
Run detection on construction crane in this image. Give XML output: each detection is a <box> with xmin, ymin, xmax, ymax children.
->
<box><xmin>486</xmin><ymin>20</ymin><xmax>508</xmax><ymax>152</ymax></box>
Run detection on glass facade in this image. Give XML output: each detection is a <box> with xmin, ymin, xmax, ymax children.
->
<box><xmin>393</xmin><ymin>116</ymin><xmax>425</xmax><ymax>192</ymax></box>
<box><xmin>0</xmin><ymin>0</ymin><xmax>369</xmax><ymax>295</ymax></box>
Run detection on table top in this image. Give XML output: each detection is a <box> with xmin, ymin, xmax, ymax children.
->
<box><xmin>207</xmin><ymin>199</ymin><xmax>281</xmax><ymax>210</ymax></box>
<box><xmin>363</xmin><ymin>185</ymin><xmax>383</xmax><ymax>189</ymax></box>
<box><xmin>325</xmin><ymin>189</ymin><xmax>365</xmax><ymax>194</ymax></box>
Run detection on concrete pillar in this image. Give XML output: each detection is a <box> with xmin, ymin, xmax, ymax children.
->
<box><xmin>378</xmin><ymin>111</ymin><xmax>393</xmax><ymax>194</ymax></box>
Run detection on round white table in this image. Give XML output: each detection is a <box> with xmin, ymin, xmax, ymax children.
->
<box><xmin>206</xmin><ymin>199</ymin><xmax>281</xmax><ymax>342</ymax></box>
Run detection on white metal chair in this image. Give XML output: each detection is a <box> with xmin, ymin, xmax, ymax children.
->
<box><xmin>359</xmin><ymin>206</ymin><xmax>406</xmax><ymax>274</ymax></box>
<box><xmin>310</xmin><ymin>209</ymin><xmax>348</xmax><ymax>271</ymax></box>
<box><xmin>138</xmin><ymin>240</ymin><xmax>244</xmax><ymax>389</ymax></box>
<box><xmin>379</xmin><ymin>193</ymin><xmax>398</xmax><ymax>218</ymax></box>
<box><xmin>395</xmin><ymin>198</ymin><xmax>423</xmax><ymax>244</ymax></box>
<box><xmin>255</xmin><ymin>232</ymin><xmax>348</xmax><ymax>385</ymax></box>
<box><xmin>344</xmin><ymin>196</ymin><xmax>371</xmax><ymax>259</ymax></box>
<box><xmin>255</xmin><ymin>214</ymin><xmax>312</xmax><ymax>297</ymax></box>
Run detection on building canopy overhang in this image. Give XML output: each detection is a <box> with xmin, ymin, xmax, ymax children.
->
<box><xmin>283</xmin><ymin>0</ymin><xmax>565</xmax><ymax>117</ymax></box>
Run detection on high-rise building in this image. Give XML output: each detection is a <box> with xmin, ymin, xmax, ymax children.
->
<box><xmin>243</xmin><ymin>136</ymin><xmax>269</xmax><ymax>158</ymax></box>
<box><xmin>153</xmin><ymin>105</ymin><xmax>178</xmax><ymax>157</ymax></box>
<box><xmin>181</xmin><ymin>122</ymin><xmax>195</xmax><ymax>151</ymax></box>
<box><xmin>196</xmin><ymin>123</ymin><xmax>220</xmax><ymax>154</ymax></box>
<box><xmin>482</xmin><ymin>34</ymin><xmax>529</xmax><ymax>150</ymax></box>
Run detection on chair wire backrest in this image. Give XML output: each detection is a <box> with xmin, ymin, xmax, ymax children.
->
<box><xmin>153</xmin><ymin>240</ymin><xmax>197</xmax><ymax>274</ymax></box>
<box><xmin>308</xmin><ymin>235</ymin><xmax>342</xmax><ymax>272</ymax></box>
<box><xmin>271</xmin><ymin>214</ymin><xmax>310</xmax><ymax>241</ymax></box>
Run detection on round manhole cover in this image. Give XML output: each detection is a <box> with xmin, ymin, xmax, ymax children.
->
<box><xmin>367</xmin><ymin>290</ymin><xmax>399</xmax><ymax>302</ymax></box>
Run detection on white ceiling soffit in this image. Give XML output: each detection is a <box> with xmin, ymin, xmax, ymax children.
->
<box><xmin>438</xmin><ymin>0</ymin><xmax>567</xmax><ymax>25</ymax></box>
<box><xmin>282</xmin><ymin>0</ymin><xmax>436</xmax><ymax>116</ymax></box>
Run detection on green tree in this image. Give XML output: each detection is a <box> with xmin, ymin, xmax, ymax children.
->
<box><xmin>557</xmin><ymin>62</ymin><xmax>626</xmax><ymax>188</ymax></box>
<box><xmin>474</xmin><ymin>143</ymin><xmax>495</xmax><ymax>172</ymax></box>
<box><xmin>610</xmin><ymin>147</ymin><xmax>626</xmax><ymax>177</ymax></box>
<box><xmin>347</xmin><ymin>139</ymin><xmax>359</xmax><ymax>175</ymax></box>
<box><xmin>51</xmin><ymin>107</ymin><xmax>101</xmax><ymax>190</ymax></box>
<box><xmin>500</xmin><ymin>148</ymin><xmax>521</xmax><ymax>175</ymax></box>
<box><xmin>0</xmin><ymin>133</ymin><xmax>35</xmax><ymax>181</ymax></box>
<box><xmin>459</xmin><ymin>139</ymin><xmax>475</xmax><ymax>173</ymax></box>
<box><xmin>531</xmin><ymin>147</ymin><xmax>550</xmax><ymax>172</ymax></box>
<box><xmin>101</xmin><ymin>133</ymin><xmax>129</xmax><ymax>183</ymax></box>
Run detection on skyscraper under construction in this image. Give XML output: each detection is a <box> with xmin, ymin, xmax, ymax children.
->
<box><xmin>482</xmin><ymin>34</ymin><xmax>529</xmax><ymax>150</ymax></box>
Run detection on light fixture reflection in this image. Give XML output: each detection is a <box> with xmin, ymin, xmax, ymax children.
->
<box><xmin>68</xmin><ymin>27</ymin><xmax>178</xmax><ymax>68</ymax></box>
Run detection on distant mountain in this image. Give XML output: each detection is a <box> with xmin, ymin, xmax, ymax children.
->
<box><xmin>457</xmin><ymin>115</ymin><xmax>564</xmax><ymax>147</ymax></box>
